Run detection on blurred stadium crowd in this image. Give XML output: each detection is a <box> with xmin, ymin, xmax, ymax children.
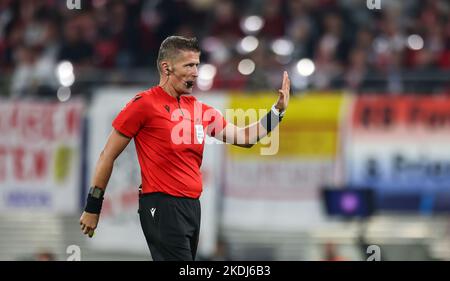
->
<box><xmin>0</xmin><ymin>0</ymin><xmax>449</xmax><ymax>99</ymax></box>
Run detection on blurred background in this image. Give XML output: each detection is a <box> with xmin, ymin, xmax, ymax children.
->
<box><xmin>0</xmin><ymin>0</ymin><xmax>449</xmax><ymax>261</ymax></box>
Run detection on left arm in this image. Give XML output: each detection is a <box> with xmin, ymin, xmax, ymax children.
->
<box><xmin>214</xmin><ymin>71</ymin><xmax>290</xmax><ymax>147</ymax></box>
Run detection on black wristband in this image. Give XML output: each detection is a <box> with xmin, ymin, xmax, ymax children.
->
<box><xmin>84</xmin><ymin>194</ymin><xmax>104</xmax><ymax>214</ymax></box>
<box><xmin>260</xmin><ymin>107</ymin><xmax>282</xmax><ymax>133</ymax></box>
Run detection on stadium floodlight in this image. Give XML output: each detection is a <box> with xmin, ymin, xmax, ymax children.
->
<box><xmin>238</xmin><ymin>59</ymin><xmax>255</xmax><ymax>75</ymax></box>
<box><xmin>199</xmin><ymin>64</ymin><xmax>217</xmax><ymax>81</ymax></box>
<box><xmin>56</xmin><ymin>86</ymin><xmax>71</xmax><ymax>102</ymax></box>
<box><xmin>241</xmin><ymin>15</ymin><xmax>264</xmax><ymax>34</ymax></box>
<box><xmin>237</xmin><ymin>36</ymin><xmax>259</xmax><ymax>54</ymax></box>
<box><xmin>407</xmin><ymin>34</ymin><xmax>424</xmax><ymax>50</ymax></box>
<box><xmin>197</xmin><ymin>64</ymin><xmax>217</xmax><ymax>91</ymax></box>
<box><xmin>296</xmin><ymin>58</ymin><xmax>315</xmax><ymax>77</ymax></box>
<box><xmin>56</xmin><ymin>61</ymin><xmax>75</xmax><ymax>87</ymax></box>
<box><xmin>271</xmin><ymin>38</ymin><xmax>294</xmax><ymax>56</ymax></box>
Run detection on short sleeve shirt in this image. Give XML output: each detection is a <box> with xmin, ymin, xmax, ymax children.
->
<box><xmin>112</xmin><ymin>86</ymin><xmax>227</xmax><ymax>198</ymax></box>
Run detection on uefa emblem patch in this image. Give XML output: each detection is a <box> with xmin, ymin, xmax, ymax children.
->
<box><xmin>194</xmin><ymin>124</ymin><xmax>205</xmax><ymax>144</ymax></box>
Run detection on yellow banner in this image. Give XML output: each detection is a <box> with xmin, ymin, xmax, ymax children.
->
<box><xmin>227</xmin><ymin>92</ymin><xmax>346</xmax><ymax>159</ymax></box>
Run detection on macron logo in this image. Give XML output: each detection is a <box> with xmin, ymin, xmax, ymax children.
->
<box><xmin>150</xmin><ymin>208</ymin><xmax>156</xmax><ymax>218</ymax></box>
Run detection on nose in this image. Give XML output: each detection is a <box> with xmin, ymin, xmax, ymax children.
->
<box><xmin>192</xmin><ymin>65</ymin><xmax>199</xmax><ymax>78</ymax></box>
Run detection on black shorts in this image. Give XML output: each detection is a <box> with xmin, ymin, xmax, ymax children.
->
<box><xmin>138</xmin><ymin>192</ymin><xmax>201</xmax><ymax>261</ymax></box>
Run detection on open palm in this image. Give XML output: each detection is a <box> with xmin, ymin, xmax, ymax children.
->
<box><xmin>275</xmin><ymin>71</ymin><xmax>290</xmax><ymax>112</ymax></box>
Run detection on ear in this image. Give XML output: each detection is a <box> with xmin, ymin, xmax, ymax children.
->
<box><xmin>161</xmin><ymin>61</ymin><xmax>170</xmax><ymax>75</ymax></box>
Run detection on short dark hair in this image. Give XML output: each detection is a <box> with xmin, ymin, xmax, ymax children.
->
<box><xmin>157</xmin><ymin>36</ymin><xmax>201</xmax><ymax>73</ymax></box>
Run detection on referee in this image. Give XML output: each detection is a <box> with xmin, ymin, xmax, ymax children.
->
<box><xmin>80</xmin><ymin>36</ymin><xmax>290</xmax><ymax>261</ymax></box>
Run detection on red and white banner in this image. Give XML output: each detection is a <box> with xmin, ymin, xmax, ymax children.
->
<box><xmin>0</xmin><ymin>100</ymin><xmax>84</xmax><ymax>214</ymax></box>
<box><xmin>346</xmin><ymin>95</ymin><xmax>450</xmax><ymax>191</ymax></box>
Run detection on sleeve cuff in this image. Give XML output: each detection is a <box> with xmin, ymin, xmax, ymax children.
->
<box><xmin>271</xmin><ymin>104</ymin><xmax>285</xmax><ymax>118</ymax></box>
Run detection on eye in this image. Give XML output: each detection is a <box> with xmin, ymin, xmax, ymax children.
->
<box><xmin>185</xmin><ymin>63</ymin><xmax>199</xmax><ymax>68</ymax></box>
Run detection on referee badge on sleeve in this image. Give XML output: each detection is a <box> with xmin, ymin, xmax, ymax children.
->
<box><xmin>195</xmin><ymin>124</ymin><xmax>205</xmax><ymax>144</ymax></box>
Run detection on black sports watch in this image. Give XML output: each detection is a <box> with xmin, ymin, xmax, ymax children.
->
<box><xmin>89</xmin><ymin>186</ymin><xmax>105</xmax><ymax>199</ymax></box>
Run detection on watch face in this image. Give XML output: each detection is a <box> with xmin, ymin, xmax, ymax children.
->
<box><xmin>91</xmin><ymin>187</ymin><xmax>104</xmax><ymax>198</ymax></box>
